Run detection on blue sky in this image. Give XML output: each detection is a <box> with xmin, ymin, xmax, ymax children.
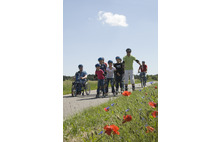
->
<box><xmin>63</xmin><ymin>0</ymin><xmax>158</xmax><ymax>75</ymax></box>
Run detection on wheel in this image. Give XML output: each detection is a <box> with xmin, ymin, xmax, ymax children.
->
<box><xmin>141</xmin><ymin>78</ymin><xmax>143</xmax><ymax>88</ymax></box>
<box><xmin>85</xmin><ymin>82</ymin><xmax>91</xmax><ymax>95</ymax></box>
<box><xmin>71</xmin><ymin>85</ymin><xmax>77</xmax><ymax>97</ymax></box>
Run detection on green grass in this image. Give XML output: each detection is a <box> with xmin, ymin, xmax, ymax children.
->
<box><xmin>63</xmin><ymin>79</ymin><xmax>142</xmax><ymax>95</ymax></box>
<box><xmin>63</xmin><ymin>83</ymin><xmax>158</xmax><ymax>142</ymax></box>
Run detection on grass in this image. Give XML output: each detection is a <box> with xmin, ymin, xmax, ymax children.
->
<box><xmin>63</xmin><ymin>83</ymin><xmax>158</xmax><ymax>142</ymax></box>
<box><xmin>63</xmin><ymin>79</ymin><xmax>142</xmax><ymax>95</ymax></box>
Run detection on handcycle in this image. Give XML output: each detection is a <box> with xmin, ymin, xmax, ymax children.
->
<box><xmin>139</xmin><ymin>72</ymin><xmax>147</xmax><ymax>88</ymax></box>
<box><xmin>71</xmin><ymin>80</ymin><xmax>91</xmax><ymax>97</ymax></box>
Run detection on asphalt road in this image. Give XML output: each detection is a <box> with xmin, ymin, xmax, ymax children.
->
<box><xmin>63</xmin><ymin>81</ymin><xmax>157</xmax><ymax>120</ymax></box>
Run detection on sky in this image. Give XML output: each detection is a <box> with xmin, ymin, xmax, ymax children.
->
<box><xmin>63</xmin><ymin>0</ymin><xmax>158</xmax><ymax>76</ymax></box>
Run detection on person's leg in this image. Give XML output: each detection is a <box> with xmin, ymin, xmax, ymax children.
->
<box><xmin>124</xmin><ymin>70</ymin><xmax>129</xmax><ymax>91</ymax></box>
<box><xmin>102</xmin><ymin>79</ymin><xmax>106</xmax><ymax>96</ymax></box>
<box><xmin>111</xmin><ymin>78</ymin><xmax>115</xmax><ymax>93</ymax></box>
<box><xmin>115</xmin><ymin>77</ymin><xmax>119</xmax><ymax>92</ymax></box>
<box><xmin>105</xmin><ymin>79</ymin><xmax>109</xmax><ymax>94</ymax></box>
<box><xmin>97</xmin><ymin>80</ymin><xmax>101</xmax><ymax>96</ymax></box>
<box><xmin>130</xmin><ymin>70</ymin><xmax>135</xmax><ymax>91</ymax></box>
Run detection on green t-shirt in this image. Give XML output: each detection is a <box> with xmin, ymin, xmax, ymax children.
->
<box><xmin>123</xmin><ymin>55</ymin><xmax>136</xmax><ymax>70</ymax></box>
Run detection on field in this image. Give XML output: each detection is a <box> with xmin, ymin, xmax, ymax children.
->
<box><xmin>63</xmin><ymin>79</ymin><xmax>141</xmax><ymax>95</ymax></box>
<box><xmin>63</xmin><ymin>83</ymin><xmax>158</xmax><ymax>142</ymax></box>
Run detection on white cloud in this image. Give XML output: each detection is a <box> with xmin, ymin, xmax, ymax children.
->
<box><xmin>98</xmin><ymin>11</ymin><xmax>128</xmax><ymax>27</ymax></box>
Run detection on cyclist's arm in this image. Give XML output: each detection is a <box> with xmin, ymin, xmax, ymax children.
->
<box><xmin>135</xmin><ymin>59</ymin><xmax>141</xmax><ymax>66</ymax></box>
<box><xmin>82</xmin><ymin>75</ymin><xmax>87</xmax><ymax>79</ymax></box>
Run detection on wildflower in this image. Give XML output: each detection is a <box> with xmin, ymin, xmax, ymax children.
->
<box><xmin>150</xmin><ymin>81</ymin><xmax>153</xmax><ymax>84</ymax></box>
<box><xmin>152</xmin><ymin>111</ymin><xmax>158</xmax><ymax>118</ymax></box>
<box><xmin>139</xmin><ymin>90</ymin><xmax>142</xmax><ymax>92</ymax></box>
<box><xmin>122</xmin><ymin>91</ymin><xmax>132</xmax><ymax>96</ymax></box>
<box><xmin>142</xmin><ymin>117</ymin><xmax>145</xmax><ymax>121</ymax></box>
<box><xmin>155</xmin><ymin>86</ymin><xmax>157</xmax><ymax>89</ymax></box>
<box><xmin>146</xmin><ymin>126</ymin><xmax>154</xmax><ymax>133</ymax></box>
<box><xmin>125</xmin><ymin>109</ymin><xmax>129</xmax><ymax>112</ymax></box>
<box><xmin>142</xmin><ymin>96</ymin><xmax>144</xmax><ymax>99</ymax></box>
<box><xmin>139</xmin><ymin>109</ymin><xmax>142</xmax><ymax>111</ymax></box>
<box><xmin>98</xmin><ymin>131</ymin><xmax>103</xmax><ymax>135</ymax></box>
<box><xmin>145</xmin><ymin>93</ymin><xmax>148</xmax><ymax>96</ymax></box>
<box><xmin>145</xmin><ymin>124</ymin><xmax>148</xmax><ymax>127</ymax></box>
<box><xmin>123</xmin><ymin>115</ymin><xmax>132</xmax><ymax>123</ymax></box>
<box><xmin>111</xmin><ymin>103</ymin><xmax>115</xmax><ymax>106</ymax></box>
<box><xmin>104</xmin><ymin>107</ymin><xmax>110</xmax><ymax>112</ymax></box>
<box><xmin>104</xmin><ymin>125</ymin><xmax>120</xmax><ymax>135</ymax></box>
<box><xmin>148</xmin><ymin>102</ymin><xmax>157</xmax><ymax>108</ymax></box>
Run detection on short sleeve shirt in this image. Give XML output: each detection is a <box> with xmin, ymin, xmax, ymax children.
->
<box><xmin>95</xmin><ymin>69</ymin><xmax>105</xmax><ymax>80</ymax></box>
<box><xmin>123</xmin><ymin>55</ymin><xmax>136</xmax><ymax>70</ymax></box>
<box><xmin>75</xmin><ymin>71</ymin><xmax>87</xmax><ymax>81</ymax></box>
<box><xmin>139</xmin><ymin>65</ymin><xmax>148</xmax><ymax>72</ymax></box>
<box><xmin>106</xmin><ymin>67</ymin><xmax>116</xmax><ymax>78</ymax></box>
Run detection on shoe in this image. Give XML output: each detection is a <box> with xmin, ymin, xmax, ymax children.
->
<box><xmin>113</xmin><ymin>92</ymin><xmax>116</xmax><ymax>96</ymax></box>
<box><xmin>125</xmin><ymin>86</ymin><xmax>128</xmax><ymax>91</ymax></box>
<box><xmin>132</xmin><ymin>86</ymin><xmax>135</xmax><ymax>91</ymax></box>
<box><xmin>96</xmin><ymin>94</ymin><xmax>100</xmax><ymax>98</ymax></box>
<box><xmin>116</xmin><ymin>91</ymin><xmax>118</xmax><ymax>95</ymax></box>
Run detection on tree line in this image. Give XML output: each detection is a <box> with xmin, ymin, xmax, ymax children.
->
<box><xmin>63</xmin><ymin>74</ymin><xmax>158</xmax><ymax>81</ymax></box>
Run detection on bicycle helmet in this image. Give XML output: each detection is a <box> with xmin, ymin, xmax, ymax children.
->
<box><xmin>95</xmin><ymin>64</ymin><xmax>101</xmax><ymax>67</ymax></box>
<box><xmin>115</xmin><ymin>56</ymin><xmax>121</xmax><ymax>60</ymax></box>
<box><xmin>126</xmin><ymin>48</ymin><xmax>132</xmax><ymax>52</ymax></box>
<box><xmin>98</xmin><ymin>57</ymin><xmax>104</xmax><ymax>61</ymax></box>
<box><xmin>108</xmin><ymin>60</ymin><xmax>113</xmax><ymax>64</ymax></box>
<box><xmin>142</xmin><ymin>61</ymin><xmax>145</xmax><ymax>63</ymax></box>
<box><xmin>78</xmin><ymin>64</ymin><xmax>83</xmax><ymax>68</ymax></box>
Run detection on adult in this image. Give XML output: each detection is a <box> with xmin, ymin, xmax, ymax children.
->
<box><xmin>123</xmin><ymin>48</ymin><xmax>141</xmax><ymax>91</ymax></box>
<box><xmin>74</xmin><ymin>64</ymin><xmax>87</xmax><ymax>95</ymax></box>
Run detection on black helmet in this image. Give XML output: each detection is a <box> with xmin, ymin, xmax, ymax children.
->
<box><xmin>142</xmin><ymin>61</ymin><xmax>145</xmax><ymax>63</ymax></box>
<box><xmin>78</xmin><ymin>64</ymin><xmax>83</xmax><ymax>68</ymax></box>
<box><xmin>126</xmin><ymin>48</ymin><xmax>131</xmax><ymax>53</ymax></box>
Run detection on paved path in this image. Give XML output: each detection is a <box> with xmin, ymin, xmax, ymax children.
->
<box><xmin>63</xmin><ymin>81</ymin><xmax>157</xmax><ymax>120</ymax></box>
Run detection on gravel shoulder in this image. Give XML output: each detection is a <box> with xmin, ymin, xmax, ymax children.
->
<box><xmin>63</xmin><ymin>82</ymin><xmax>157</xmax><ymax>120</ymax></box>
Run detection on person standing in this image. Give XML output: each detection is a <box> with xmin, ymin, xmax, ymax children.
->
<box><xmin>105</xmin><ymin>60</ymin><xmax>116</xmax><ymax>96</ymax></box>
<box><xmin>114</xmin><ymin>56</ymin><xmax>124</xmax><ymax>94</ymax></box>
<box><xmin>123</xmin><ymin>48</ymin><xmax>141</xmax><ymax>91</ymax></box>
<box><xmin>138</xmin><ymin>61</ymin><xmax>148</xmax><ymax>86</ymax></box>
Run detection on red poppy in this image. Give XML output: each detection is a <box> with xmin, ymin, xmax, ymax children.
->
<box><xmin>152</xmin><ymin>111</ymin><xmax>158</xmax><ymax>118</ymax></box>
<box><xmin>148</xmin><ymin>102</ymin><xmax>157</xmax><ymax>108</ymax></box>
<box><xmin>155</xmin><ymin>86</ymin><xmax>157</xmax><ymax>89</ymax></box>
<box><xmin>122</xmin><ymin>115</ymin><xmax>132</xmax><ymax>123</ymax></box>
<box><xmin>122</xmin><ymin>91</ymin><xmax>132</xmax><ymax>96</ymax></box>
<box><xmin>104</xmin><ymin>107</ymin><xmax>110</xmax><ymax>112</ymax></box>
<box><xmin>146</xmin><ymin>126</ymin><xmax>154</xmax><ymax>133</ymax></box>
<box><xmin>104</xmin><ymin>125</ymin><xmax>120</xmax><ymax>135</ymax></box>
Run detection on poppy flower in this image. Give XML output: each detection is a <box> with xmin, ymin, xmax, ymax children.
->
<box><xmin>123</xmin><ymin>115</ymin><xmax>132</xmax><ymax>123</ymax></box>
<box><xmin>152</xmin><ymin>111</ymin><xmax>158</xmax><ymax>118</ymax></box>
<box><xmin>122</xmin><ymin>91</ymin><xmax>131</xmax><ymax>96</ymax></box>
<box><xmin>155</xmin><ymin>86</ymin><xmax>157</xmax><ymax>89</ymax></box>
<box><xmin>104</xmin><ymin>107</ymin><xmax>110</xmax><ymax>112</ymax></box>
<box><xmin>146</xmin><ymin>126</ymin><xmax>154</xmax><ymax>133</ymax></box>
<box><xmin>104</xmin><ymin>125</ymin><xmax>120</xmax><ymax>135</ymax></box>
<box><xmin>148</xmin><ymin>102</ymin><xmax>157</xmax><ymax>108</ymax></box>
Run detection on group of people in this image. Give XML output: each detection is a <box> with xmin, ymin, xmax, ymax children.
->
<box><xmin>73</xmin><ymin>48</ymin><xmax>148</xmax><ymax>98</ymax></box>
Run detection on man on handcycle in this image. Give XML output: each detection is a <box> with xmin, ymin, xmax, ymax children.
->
<box><xmin>138</xmin><ymin>61</ymin><xmax>148</xmax><ymax>87</ymax></box>
<box><xmin>73</xmin><ymin>64</ymin><xmax>88</xmax><ymax>96</ymax></box>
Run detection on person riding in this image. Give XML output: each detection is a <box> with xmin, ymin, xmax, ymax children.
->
<box><xmin>123</xmin><ymin>48</ymin><xmax>141</xmax><ymax>91</ymax></box>
<box><xmin>138</xmin><ymin>61</ymin><xmax>148</xmax><ymax>85</ymax></box>
<box><xmin>94</xmin><ymin>64</ymin><xmax>106</xmax><ymax>98</ymax></box>
<box><xmin>74</xmin><ymin>64</ymin><xmax>88</xmax><ymax>95</ymax></box>
<box><xmin>105</xmin><ymin>60</ymin><xmax>116</xmax><ymax>96</ymax></box>
<box><xmin>114</xmin><ymin>56</ymin><xmax>124</xmax><ymax>94</ymax></box>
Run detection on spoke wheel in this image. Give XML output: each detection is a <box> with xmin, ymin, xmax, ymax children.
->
<box><xmin>85</xmin><ymin>83</ymin><xmax>91</xmax><ymax>95</ymax></box>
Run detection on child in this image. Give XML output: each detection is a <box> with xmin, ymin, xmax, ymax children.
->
<box><xmin>98</xmin><ymin>57</ymin><xmax>107</xmax><ymax>75</ymax></box>
<box><xmin>114</xmin><ymin>56</ymin><xmax>124</xmax><ymax>94</ymax></box>
<box><xmin>94</xmin><ymin>64</ymin><xmax>106</xmax><ymax>98</ymax></box>
<box><xmin>106</xmin><ymin>60</ymin><xmax>116</xmax><ymax>96</ymax></box>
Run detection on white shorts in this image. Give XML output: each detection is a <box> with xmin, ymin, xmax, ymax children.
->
<box><xmin>124</xmin><ymin>70</ymin><xmax>135</xmax><ymax>84</ymax></box>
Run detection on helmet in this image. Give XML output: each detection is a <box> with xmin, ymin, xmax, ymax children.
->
<box><xmin>115</xmin><ymin>56</ymin><xmax>121</xmax><ymax>60</ymax></box>
<box><xmin>78</xmin><ymin>64</ymin><xmax>83</xmax><ymax>68</ymax></box>
<box><xmin>108</xmin><ymin>60</ymin><xmax>113</xmax><ymax>64</ymax></box>
<box><xmin>126</xmin><ymin>48</ymin><xmax>132</xmax><ymax>52</ymax></box>
<box><xmin>95</xmin><ymin>64</ymin><xmax>101</xmax><ymax>67</ymax></box>
<box><xmin>98</xmin><ymin>57</ymin><xmax>104</xmax><ymax>61</ymax></box>
<box><xmin>142</xmin><ymin>61</ymin><xmax>145</xmax><ymax>63</ymax></box>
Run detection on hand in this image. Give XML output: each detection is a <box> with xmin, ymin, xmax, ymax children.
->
<box><xmin>80</xmin><ymin>77</ymin><xmax>83</xmax><ymax>79</ymax></box>
<box><xmin>117</xmin><ymin>73</ymin><xmax>120</xmax><ymax>76</ymax></box>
